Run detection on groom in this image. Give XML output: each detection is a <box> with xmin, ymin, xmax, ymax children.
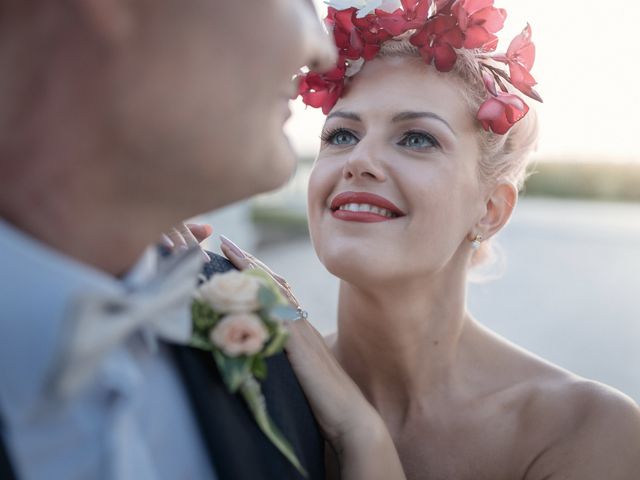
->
<box><xmin>0</xmin><ymin>1</ymin><xmax>335</xmax><ymax>479</ymax></box>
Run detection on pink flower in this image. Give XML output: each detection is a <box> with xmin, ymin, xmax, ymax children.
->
<box><xmin>410</xmin><ymin>14</ymin><xmax>464</xmax><ymax>72</ymax></box>
<box><xmin>452</xmin><ymin>0</ymin><xmax>506</xmax><ymax>51</ymax></box>
<box><xmin>497</xmin><ymin>25</ymin><xmax>542</xmax><ymax>102</ymax></box>
<box><xmin>477</xmin><ymin>92</ymin><xmax>529</xmax><ymax>134</ymax></box>
<box><xmin>210</xmin><ymin>313</ymin><xmax>269</xmax><ymax>357</ymax></box>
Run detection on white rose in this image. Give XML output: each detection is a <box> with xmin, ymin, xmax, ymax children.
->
<box><xmin>210</xmin><ymin>313</ymin><xmax>269</xmax><ymax>357</ymax></box>
<box><xmin>198</xmin><ymin>270</ymin><xmax>262</xmax><ymax>313</ymax></box>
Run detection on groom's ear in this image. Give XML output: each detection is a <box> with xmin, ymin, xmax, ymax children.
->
<box><xmin>72</xmin><ymin>0</ymin><xmax>135</xmax><ymax>43</ymax></box>
<box><xmin>478</xmin><ymin>182</ymin><xmax>518</xmax><ymax>240</ymax></box>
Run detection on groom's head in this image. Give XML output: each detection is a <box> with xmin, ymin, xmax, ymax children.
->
<box><xmin>0</xmin><ymin>0</ymin><xmax>335</xmax><ymax>218</ymax></box>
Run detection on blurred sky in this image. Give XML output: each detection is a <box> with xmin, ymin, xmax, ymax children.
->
<box><xmin>286</xmin><ymin>0</ymin><xmax>640</xmax><ymax>162</ymax></box>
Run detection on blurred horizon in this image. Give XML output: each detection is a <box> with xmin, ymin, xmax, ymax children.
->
<box><xmin>288</xmin><ymin>0</ymin><xmax>640</xmax><ymax>163</ymax></box>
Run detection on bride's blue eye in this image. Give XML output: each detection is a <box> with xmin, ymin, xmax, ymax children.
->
<box><xmin>398</xmin><ymin>131</ymin><xmax>439</xmax><ymax>149</ymax></box>
<box><xmin>321</xmin><ymin>128</ymin><xmax>358</xmax><ymax>146</ymax></box>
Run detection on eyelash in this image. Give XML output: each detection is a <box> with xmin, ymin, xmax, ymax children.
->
<box><xmin>399</xmin><ymin>130</ymin><xmax>440</xmax><ymax>149</ymax></box>
<box><xmin>320</xmin><ymin>127</ymin><xmax>355</xmax><ymax>144</ymax></box>
<box><xmin>320</xmin><ymin>127</ymin><xmax>440</xmax><ymax>150</ymax></box>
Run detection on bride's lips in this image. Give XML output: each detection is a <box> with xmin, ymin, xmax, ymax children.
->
<box><xmin>329</xmin><ymin>191</ymin><xmax>406</xmax><ymax>223</ymax></box>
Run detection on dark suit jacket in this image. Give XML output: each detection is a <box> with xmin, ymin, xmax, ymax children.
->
<box><xmin>0</xmin><ymin>253</ymin><xmax>325</xmax><ymax>480</ymax></box>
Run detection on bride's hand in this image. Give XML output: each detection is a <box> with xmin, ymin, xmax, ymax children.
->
<box><xmin>219</xmin><ymin>235</ymin><xmax>406</xmax><ymax>480</ymax></box>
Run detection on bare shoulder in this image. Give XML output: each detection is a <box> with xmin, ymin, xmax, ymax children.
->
<box><xmin>469</xmin><ymin>322</ymin><xmax>640</xmax><ymax>478</ymax></box>
<box><xmin>523</xmin><ymin>378</ymin><xmax>640</xmax><ymax>479</ymax></box>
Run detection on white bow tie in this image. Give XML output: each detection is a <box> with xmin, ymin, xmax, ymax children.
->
<box><xmin>49</xmin><ymin>247</ymin><xmax>205</xmax><ymax>399</ymax></box>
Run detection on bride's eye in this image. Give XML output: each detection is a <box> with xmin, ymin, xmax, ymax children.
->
<box><xmin>320</xmin><ymin>128</ymin><xmax>358</xmax><ymax>146</ymax></box>
<box><xmin>398</xmin><ymin>131</ymin><xmax>440</xmax><ymax>150</ymax></box>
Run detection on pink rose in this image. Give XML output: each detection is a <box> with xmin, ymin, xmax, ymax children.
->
<box><xmin>210</xmin><ymin>313</ymin><xmax>269</xmax><ymax>357</ymax></box>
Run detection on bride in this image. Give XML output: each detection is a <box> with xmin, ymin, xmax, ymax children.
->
<box><xmin>182</xmin><ymin>0</ymin><xmax>640</xmax><ymax>478</ymax></box>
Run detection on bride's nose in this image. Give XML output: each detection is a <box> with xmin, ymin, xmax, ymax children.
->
<box><xmin>342</xmin><ymin>144</ymin><xmax>387</xmax><ymax>182</ymax></box>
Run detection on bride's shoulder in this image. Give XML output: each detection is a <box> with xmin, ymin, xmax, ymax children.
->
<box><xmin>484</xmin><ymin>332</ymin><xmax>640</xmax><ymax>476</ymax></box>
<box><xmin>518</xmin><ymin>374</ymin><xmax>640</xmax><ymax>478</ymax></box>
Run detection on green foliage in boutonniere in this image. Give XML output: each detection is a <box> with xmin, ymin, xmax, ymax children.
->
<box><xmin>190</xmin><ymin>268</ymin><xmax>307</xmax><ymax>476</ymax></box>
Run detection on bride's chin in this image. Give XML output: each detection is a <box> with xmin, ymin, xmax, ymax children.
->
<box><xmin>320</xmin><ymin>252</ymin><xmax>393</xmax><ymax>287</ymax></box>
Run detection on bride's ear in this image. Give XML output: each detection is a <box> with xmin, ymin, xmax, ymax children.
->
<box><xmin>477</xmin><ymin>182</ymin><xmax>518</xmax><ymax>240</ymax></box>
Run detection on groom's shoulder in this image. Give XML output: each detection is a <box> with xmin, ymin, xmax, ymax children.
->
<box><xmin>202</xmin><ymin>251</ymin><xmax>236</xmax><ymax>279</ymax></box>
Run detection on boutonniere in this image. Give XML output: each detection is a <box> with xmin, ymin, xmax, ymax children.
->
<box><xmin>190</xmin><ymin>268</ymin><xmax>307</xmax><ymax>476</ymax></box>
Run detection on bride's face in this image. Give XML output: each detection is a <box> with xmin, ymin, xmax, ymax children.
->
<box><xmin>308</xmin><ymin>56</ymin><xmax>487</xmax><ymax>284</ymax></box>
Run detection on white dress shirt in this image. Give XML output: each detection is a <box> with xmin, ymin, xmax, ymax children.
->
<box><xmin>0</xmin><ymin>219</ymin><xmax>216</xmax><ymax>480</ymax></box>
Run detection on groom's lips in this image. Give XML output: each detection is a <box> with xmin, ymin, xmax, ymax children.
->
<box><xmin>329</xmin><ymin>191</ymin><xmax>406</xmax><ymax>223</ymax></box>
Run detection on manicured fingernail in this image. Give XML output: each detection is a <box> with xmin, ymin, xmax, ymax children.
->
<box><xmin>220</xmin><ymin>235</ymin><xmax>245</xmax><ymax>259</ymax></box>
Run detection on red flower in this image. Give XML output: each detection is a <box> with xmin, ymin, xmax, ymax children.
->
<box><xmin>328</xmin><ymin>7</ymin><xmax>387</xmax><ymax>61</ymax></box>
<box><xmin>452</xmin><ymin>0</ymin><xmax>506</xmax><ymax>51</ymax></box>
<box><xmin>493</xmin><ymin>25</ymin><xmax>542</xmax><ymax>102</ymax></box>
<box><xmin>375</xmin><ymin>0</ymin><xmax>431</xmax><ymax>35</ymax></box>
<box><xmin>352</xmin><ymin>14</ymin><xmax>394</xmax><ymax>58</ymax></box>
<box><xmin>477</xmin><ymin>92</ymin><xmax>529</xmax><ymax>134</ymax></box>
<box><xmin>410</xmin><ymin>14</ymin><xmax>464</xmax><ymax>72</ymax></box>
<box><xmin>297</xmin><ymin>66</ymin><xmax>346</xmax><ymax>115</ymax></box>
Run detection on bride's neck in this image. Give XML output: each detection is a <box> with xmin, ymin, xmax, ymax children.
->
<box><xmin>334</xmin><ymin>271</ymin><xmax>470</xmax><ymax>413</ymax></box>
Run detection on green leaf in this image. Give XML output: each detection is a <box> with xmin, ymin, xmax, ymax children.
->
<box><xmin>212</xmin><ymin>350</ymin><xmax>253</xmax><ymax>393</ymax></box>
<box><xmin>257</xmin><ymin>285</ymin><xmax>278</xmax><ymax>310</ymax></box>
<box><xmin>240</xmin><ymin>378</ymin><xmax>308</xmax><ymax>477</ymax></box>
<box><xmin>191</xmin><ymin>300</ymin><xmax>219</xmax><ymax>333</ymax></box>
<box><xmin>269</xmin><ymin>304</ymin><xmax>300</xmax><ymax>322</ymax></box>
<box><xmin>189</xmin><ymin>332</ymin><xmax>214</xmax><ymax>351</ymax></box>
<box><xmin>246</xmin><ymin>270</ymin><xmax>288</xmax><ymax>304</ymax></box>
<box><xmin>262</xmin><ymin>324</ymin><xmax>289</xmax><ymax>357</ymax></box>
<box><xmin>251</xmin><ymin>356</ymin><xmax>268</xmax><ymax>381</ymax></box>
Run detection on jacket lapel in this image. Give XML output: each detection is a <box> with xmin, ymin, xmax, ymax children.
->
<box><xmin>0</xmin><ymin>417</ymin><xmax>17</xmax><ymax>480</ymax></box>
<box><xmin>171</xmin><ymin>345</ymin><xmax>325</xmax><ymax>479</ymax></box>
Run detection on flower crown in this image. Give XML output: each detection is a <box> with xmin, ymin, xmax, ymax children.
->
<box><xmin>296</xmin><ymin>0</ymin><xmax>542</xmax><ymax>134</ymax></box>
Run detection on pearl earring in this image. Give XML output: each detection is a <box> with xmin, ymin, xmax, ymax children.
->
<box><xmin>471</xmin><ymin>234</ymin><xmax>483</xmax><ymax>250</ymax></box>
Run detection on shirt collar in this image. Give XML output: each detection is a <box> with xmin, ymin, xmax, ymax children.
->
<box><xmin>0</xmin><ymin>219</ymin><xmax>158</xmax><ymax>422</ymax></box>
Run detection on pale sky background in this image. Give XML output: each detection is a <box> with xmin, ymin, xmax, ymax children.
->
<box><xmin>285</xmin><ymin>0</ymin><xmax>640</xmax><ymax>162</ymax></box>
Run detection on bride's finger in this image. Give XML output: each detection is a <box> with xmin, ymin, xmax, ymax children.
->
<box><xmin>220</xmin><ymin>240</ymin><xmax>252</xmax><ymax>271</ymax></box>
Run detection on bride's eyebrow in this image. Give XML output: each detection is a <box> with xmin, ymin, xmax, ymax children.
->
<box><xmin>391</xmin><ymin>111</ymin><xmax>457</xmax><ymax>137</ymax></box>
<box><xmin>326</xmin><ymin>111</ymin><xmax>361</xmax><ymax>122</ymax></box>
